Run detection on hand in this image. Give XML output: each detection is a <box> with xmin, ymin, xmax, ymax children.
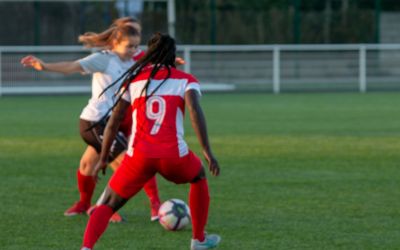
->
<box><xmin>203</xmin><ymin>151</ymin><xmax>220</xmax><ymax>177</ymax></box>
<box><xmin>21</xmin><ymin>55</ymin><xmax>45</xmax><ymax>71</ymax></box>
<box><xmin>175</xmin><ymin>57</ymin><xmax>185</xmax><ymax>65</ymax></box>
<box><xmin>94</xmin><ymin>159</ymin><xmax>108</xmax><ymax>180</ymax></box>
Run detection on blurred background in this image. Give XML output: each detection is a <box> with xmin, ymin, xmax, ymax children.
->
<box><xmin>1</xmin><ymin>0</ymin><xmax>400</xmax><ymax>94</ymax></box>
<box><xmin>4</xmin><ymin>3</ymin><xmax>400</xmax><ymax>250</ymax></box>
<box><xmin>1</xmin><ymin>0</ymin><xmax>399</xmax><ymax>45</ymax></box>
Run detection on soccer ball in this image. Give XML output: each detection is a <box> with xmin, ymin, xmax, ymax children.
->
<box><xmin>158</xmin><ymin>199</ymin><xmax>191</xmax><ymax>231</ymax></box>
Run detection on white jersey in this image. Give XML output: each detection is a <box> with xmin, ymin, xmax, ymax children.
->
<box><xmin>78</xmin><ymin>50</ymin><xmax>136</xmax><ymax>122</ymax></box>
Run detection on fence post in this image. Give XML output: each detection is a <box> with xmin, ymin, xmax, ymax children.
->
<box><xmin>168</xmin><ymin>0</ymin><xmax>176</xmax><ymax>38</ymax></box>
<box><xmin>359</xmin><ymin>45</ymin><xmax>367</xmax><ymax>93</ymax></box>
<box><xmin>273</xmin><ymin>46</ymin><xmax>281</xmax><ymax>94</ymax></box>
<box><xmin>183</xmin><ymin>46</ymin><xmax>191</xmax><ymax>74</ymax></box>
<box><xmin>0</xmin><ymin>50</ymin><xmax>2</xmax><ymax>97</ymax></box>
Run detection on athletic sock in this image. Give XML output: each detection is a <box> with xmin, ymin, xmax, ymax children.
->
<box><xmin>82</xmin><ymin>205</ymin><xmax>114</xmax><ymax>248</ymax></box>
<box><xmin>77</xmin><ymin>169</ymin><xmax>96</xmax><ymax>206</ymax></box>
<box><xmin>143</xmin><ymin>176</ymin><xmax>161</xmax><ymax>205</ymax></box>
<box><xmin>189</xmin><ymin>178</ymin><xmax>210</xmax><ymax>242</ymax></box>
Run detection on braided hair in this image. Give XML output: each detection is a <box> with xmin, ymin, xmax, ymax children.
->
<box><xmin>95</xmin><ymin>32</ymin><xmax>177</xmax><ymax>125</ymax></box>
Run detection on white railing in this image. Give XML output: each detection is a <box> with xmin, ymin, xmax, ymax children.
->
<box><xmin>1</xmin><ymin>44</ymin><xmax>400</xmax><ymax>95</ymax></box>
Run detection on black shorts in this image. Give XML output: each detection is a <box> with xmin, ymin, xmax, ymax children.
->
<box><xmin>79</xmin><ymin>118</ymin><xmax>128</xmax><ymax>161</ymax></box>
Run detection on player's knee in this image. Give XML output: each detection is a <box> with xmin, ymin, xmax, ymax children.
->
<box><xmin>190</xmin><ymin>167</ymin><xmax>206</xmax><ymax>183</ymax></box>
<box><xmin>79</xmin><ymin>159</ymin><xmax>95</xmax><ymax>175</ymax></box>
<box><xmin>100</xmin><ymin>189</ymin><xmax>127</xmax><ymax>212</ymax></box>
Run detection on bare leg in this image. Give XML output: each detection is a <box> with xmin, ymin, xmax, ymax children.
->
<box><xmin>109</xmin><ymin>152</ymin><xmax>124</xmax><ymax>171</ymax></box>
<box><xmin>79</xmin><ymin>146</ymin><xmax>99</xmax><ymax>175</ymax></box>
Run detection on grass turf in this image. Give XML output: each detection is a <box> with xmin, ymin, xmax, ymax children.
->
<box><xmin>1</xmin><ymin>93</ymin><xmax>400</xmax><ymax>249</ymax></box>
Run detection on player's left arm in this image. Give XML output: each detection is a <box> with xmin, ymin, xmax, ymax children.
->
<box><xmin>94</xmin><ymin>99</ymin><xmax>130</xmax><ymax>177</ymax></box>
<box><xmin>185</xmin><ymin>90</ymin><xmax>220</xmax><ymax>176</ymax></box>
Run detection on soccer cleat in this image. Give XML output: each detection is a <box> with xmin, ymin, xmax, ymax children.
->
<box><xmin>109</xmin><ymin>212</ymin><xmax>125</xmax><ymax>223</ymax></box>
<box><xmin>150</xmin><ymin>202</ymin><xmax>161</xmax><ymax>221</ymax></box>
<box><xmin>86</xmin><ymin>205</ymin><xmax>96</xmax><ymax>216</ymax></box>
<box><xmin>190</xmin><ymin>234</ymin><xmax>221</xmax><ymax>250</ymax></box>
<box><xmin>64</xmin><ymin>201</ymin><xmax>89</xmax><ymax>216</ymax></box>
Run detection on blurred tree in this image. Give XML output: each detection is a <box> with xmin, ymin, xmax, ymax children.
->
<box><xmin>0</xmin><ymin>0</ymin><xmax>398</xmax><ymax>45</ymax></box>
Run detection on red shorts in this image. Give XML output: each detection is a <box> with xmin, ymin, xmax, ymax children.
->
<box><xmin>109</xmin><ymin>150</ymin><xmax>203</xmax><ymax>199</ymax></box>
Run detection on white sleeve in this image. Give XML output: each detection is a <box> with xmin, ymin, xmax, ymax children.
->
<box><xmin>184</xmin><ymin>74</ymin><xmax>202</xmax><ymax>96</ymax></box>
<box><xmin>78</xmin><ymin>52</ymin><xmax>110</xmax><ymax>74</ymax></box>
<box><xmin>185</xmin><ymin>82</ymin><xmax>202</xmax><ymax>96</ymax></box>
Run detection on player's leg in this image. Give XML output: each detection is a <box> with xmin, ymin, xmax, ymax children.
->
<box><xmin>82</xmin><ymin>186</ymin><xmax>128</xmax><ymax>249</ymax></box>
<box><xmin>88</xmin><ymin>182</ymin><xmax>125</xmax><ymax>223</ymax></box>
<box><xmin>88</xmin><ymin>147</ymin><xmax>124</xmax><ymax>211</ymax></box>
<box><xmin>87</xmin><ymin>152</ymin><xmax>126</xmax><ymax>223</ymax></box>
<box><xmin>64</xmin><ymin>146</ymin><xmax>98</xmax><ymax>216</ymax></box>
<box><xmin>189</xmin><ymin>167</ymin><xmax>209</xmax><ymax>242</ymax></box>
<box><xmin>92</xmin><ymin>175</ymin><xmax>160</xmax><ymax>222</ymax></box>
<box><xmin>157</xmin><ymin>151</ymin><xmax>220</xmax><ymax>249</ymax></box>
<box><xmin>65</xmin><ymin>119</ymin><xmax>105</xmax><ymax>216</ymax></box>
<box><xmin>189</xmin><ymin>169</ymin><xmax>220</xmax><ymax>250</ymax></box>
<box><xmin>109</xmin><ymin>137</ymin><xmax>162</xmax><ymax>221</ymax></box>
<box><xmin>143</xmin><ymin>176</ymin><xmax>161</xmax><ymax>221</ymax></box>
<box><xmin>108</xmin><ymin>151</ymin><xmax>124</xmax><ymax>171</ymax></box>
<box><xmin>84</xmin><ymin>140</ymin><xmax>126</xmax><ymax>222</ymax></box>
<box><xmin>74</xmin><ymin>118</ymin><xmax>118</xmax><ymax>218</ymax></box>
<box><xmin>82</xmin><ymin>153</ymin><xmax>156</xmax><ymax>249</ymax></box>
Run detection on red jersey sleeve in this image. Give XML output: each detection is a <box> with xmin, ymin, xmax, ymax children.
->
<box><xmin>132</xmin><ymin>50</ymin><xmax>146</xmax><ymax>61</ymax></box>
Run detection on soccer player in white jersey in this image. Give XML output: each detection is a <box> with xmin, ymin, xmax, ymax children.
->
<box><xmin>20</xmin><ymin>19</ymin><xmax>161</xmax><ymax>222</ymax></box>
<box><xmin>81</xmin><ymin>33</ymin><xmax>221</xmax><ymax>250</ymax></box>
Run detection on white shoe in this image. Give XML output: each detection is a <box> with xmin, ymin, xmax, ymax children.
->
<box><xmin>190</xmin><ymin>234</ymin><xmax>221</xmax><ymax>250</ymax></box>
<box><xmin>150</xmin><ymin>202</ymin><xmax>161</xmax><ymax>222</ymax></box>
<box><xmin>151</xmin><ymin>215</ymin><xmax>159</xmax><ymax>222</ymax></box>
<box><xmin>81</xmin><ymin>248</ymin><xmax>91</xmax><ymax>250</ymax></box>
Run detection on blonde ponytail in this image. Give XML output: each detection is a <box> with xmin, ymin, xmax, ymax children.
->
<box><xmin>78</xmin><ymin>24</ymin><xmax>139</xmax><ymax>48</ymax></box>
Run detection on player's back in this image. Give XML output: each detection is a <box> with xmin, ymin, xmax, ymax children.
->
<box><xmin>123</xmin><ymin>66</ymin><xmax>201</xmax><ymax>158</ymax></box>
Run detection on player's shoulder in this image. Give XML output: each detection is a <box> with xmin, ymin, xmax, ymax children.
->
<box><xmin>133</xmin><ymin>49</ymin><xmax>145</xmax><ymax>61</ymax></box>
<box><xmin>99</xmin><ymin>50</ymin><xmax>110</xmax><ymax>55</ymax></box>
<box><xmin>88</xmin><ymin>50</ymin><xmax>115</xmax><ymax>61</ymax></box>
<box><xmin>99</xmin><ymin>50</ymin><xmax>135</xmax><ymax>67</ymax></box>
<box><xmin>170</xmin><ymin>68</ymin><xmax>199</xmax><ymax>84</ymax></box>
<box><xmin>79</xmin><ymin>50</ymin><xmax>113</xmax><ymax>73</ymax></box>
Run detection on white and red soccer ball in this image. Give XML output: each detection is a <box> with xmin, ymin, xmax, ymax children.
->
<box><xmin>158</xmin><ymin>199</ymin><xmax>191</xmax><ymax>231</ymax></box>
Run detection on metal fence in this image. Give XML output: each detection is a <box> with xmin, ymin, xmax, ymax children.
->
<box><xmin>1</xmin><ymin>44</ymin><xmax>400</xmax><ymax>95</ymax></box>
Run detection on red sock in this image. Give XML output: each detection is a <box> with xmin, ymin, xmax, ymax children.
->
<box><xmin>82</xmin><ymin>205</ymin><xmax>114</xmax><ymax>248</ymax></box>
<box><xmin>189</xmin><ymin>179</ymin><xmax>210</xmax><ymax>242</ymax></box>
<box><xmin>143</xmin><ymin>176</ymin><xmax>161</xmax><ymax>205</ymax></box>
<box><xmin>77</xmin><ymin>169</ymin><xmax>96</xmax><ymax>206</ymax></box>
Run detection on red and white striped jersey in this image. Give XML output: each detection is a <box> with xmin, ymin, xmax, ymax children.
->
<box><xmin>132</xmin><ymin>49</ymin><xmax>145</xmax><ymax>61</ymax></box>
<box><xmin>122</xmin><ymin>66</ymin><xmax>201</xmax><ymax>158</ymax></box>
<box><xmin>119</xmin><ymin>49</ymin><xmax>145</xmax><ymax>136</ymax></box>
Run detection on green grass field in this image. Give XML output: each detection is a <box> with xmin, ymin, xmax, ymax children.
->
<box><xmin>1</xmin><ymin>93</ymin><xmax>400</xmax><ymax>250</ymax></box>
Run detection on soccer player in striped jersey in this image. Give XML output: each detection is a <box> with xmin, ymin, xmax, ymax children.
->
<box><xmin>20</xmin><ymin>19</ymin><xmax>161</xmax><ymax>222</ymax></box>
<box><xmin>81</xmin><ymin>33</ymin><xmax>221</xmax><ymax>250</ymax></box>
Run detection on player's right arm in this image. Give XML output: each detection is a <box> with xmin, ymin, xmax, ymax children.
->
<box><xmin>21</xmin><ymin>55</ymin><xmax>83</xmax><ymax>74</ymax></box>
<box><xmin>185</xmin><ymin>89</ymin><xmax>220</xmax><ymax>177</ymax></box>
<box><xmin>94</xmin><ymin>99</ymin><xmax>130</xmax><ymax>177</ymax></box>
